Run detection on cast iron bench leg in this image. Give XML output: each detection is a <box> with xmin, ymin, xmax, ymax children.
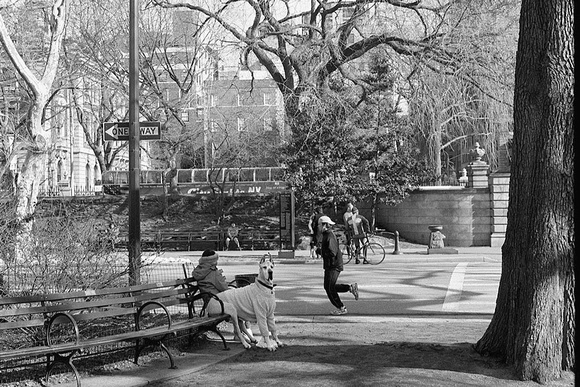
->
<box><xmin>134</xmin><ymin>334</ymin><xmax>177</xmax><ymax>369</ymax></box>
<box><xmin>46</xmin><ymin>351</ymin><xmax>81</xmax><ymax>387</ymax></box>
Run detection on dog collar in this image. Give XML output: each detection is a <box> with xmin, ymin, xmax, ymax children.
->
<box><xmin>257</xmin><ymin>279</ymin><xmax>276</xmax><ymax>291</ymax></box>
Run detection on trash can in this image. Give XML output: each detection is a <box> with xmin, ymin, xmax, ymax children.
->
<box><xmin>235</xmin><ymin>273</ymin><xmax>258</xmax><ymax>288</ymax></box>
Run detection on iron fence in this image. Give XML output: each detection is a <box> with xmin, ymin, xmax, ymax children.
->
<box><xmin>0</xmin><ymin>259</ymin><xmax>196</xmax><ymax>297</ymax></box>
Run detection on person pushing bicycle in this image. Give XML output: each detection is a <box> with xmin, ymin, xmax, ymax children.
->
<box><xmin>346</xmin><ymin>207</ymin><xmax>371</xmax><ymax>264</ymax></box>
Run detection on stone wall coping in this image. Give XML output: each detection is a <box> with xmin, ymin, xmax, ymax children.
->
<box><xmin>415</xmin><ymin>186</ymin><xmax>488</xmax><ymax>192</ymax></box>
<box><xmin>416</xmin><ymin>186</ymin><xmax>466</xmax><ymax>191</ymax></box>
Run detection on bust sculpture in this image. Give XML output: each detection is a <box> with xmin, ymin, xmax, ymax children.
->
<box><xmin>470</xmin><ymin>142</ymin><xmax>486</xmax><ymax>164</ymax></box>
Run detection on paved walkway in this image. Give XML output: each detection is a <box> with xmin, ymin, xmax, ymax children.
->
<box><xmin>146</xmin><ymin>246</ymin><xmax>502</xmax><ymax>265</ymax></box>
<box><xmin>57</xmin><ymin>247</ymin><xmax>502</xmax><ymax>387</ymax></box>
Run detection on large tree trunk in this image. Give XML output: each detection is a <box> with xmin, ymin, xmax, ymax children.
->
<box><xmin>474</xmin><ymin>0</ymin><xmax>574</xmax><ymax>382</ymax></box>
<box><xmin>0</xmin><ymin>0</ymin><xmax>67</xmax><ymax>263</ymax></box>
<box><xmin>13</xmin><ymin>145</ymin><xmax>46</xmax><ymax>261</ymax></box>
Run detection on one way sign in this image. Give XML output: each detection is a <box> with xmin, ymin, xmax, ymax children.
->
<box><xmin>103</xmin><ymin>121</ymin><xmax>161</xmax><ymax>141</ymax></box>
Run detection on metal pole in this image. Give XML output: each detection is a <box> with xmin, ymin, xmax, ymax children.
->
<box><xmin>128</xmin><ymin>0</ymin><xmax>141</xmax><ymax>285</ymax></box>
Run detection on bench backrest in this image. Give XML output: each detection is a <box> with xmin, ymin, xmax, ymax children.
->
<box><xmin>0</xmin><ymin>278</ymin><xmax>199</xmax><ymax>347</ymax></box>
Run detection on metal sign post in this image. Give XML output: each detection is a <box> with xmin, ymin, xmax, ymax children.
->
<box><xmin>279</xmin><ymin>191</ymin><xmax>295</xmax><ymax>256</ymax></box>
<box><xmin>128</xmin><ymin>0</ymin><xmax>141</xmax><ymax>285</ymax></box>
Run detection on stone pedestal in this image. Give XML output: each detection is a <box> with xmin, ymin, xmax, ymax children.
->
<box><xmin>427</xmin><ymin>225</ymin><xmax>458</xmax><ymax>255</ymax></box>
<box><xmin>467</xmin><ymin>163</ymin><xmax>489</xmax><ymax>188</ymax></box>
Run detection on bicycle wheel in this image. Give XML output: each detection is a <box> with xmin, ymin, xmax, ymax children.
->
<box><xmin>339</xmin><ymin>242</ymin><xmax>352</xmax><ymax>264</ymax></box>
<box><xmin>364</xmin><ymin>242</ymin><xmax>386</xmax><ymax>265</ymax></box>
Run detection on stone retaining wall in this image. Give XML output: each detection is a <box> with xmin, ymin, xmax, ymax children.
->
<box><xmin>375</xmin><ymin>187</ymin><xmax>492</xmax><ymax>247</ymax></box>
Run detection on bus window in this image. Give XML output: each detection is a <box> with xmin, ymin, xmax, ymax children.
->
<box><xmin>141</xmin><ymin>170</ymin><xmax>161</xmax><ymax>184</ymax></box>
<box><xmin>271</xmin><ymin>167</ymin><xmax>283</xmax><ymax>180</ymax></box>
<box><xmin>193</xmin><ymin>169</ymin><xmax>209</xmax><ymax>182</ymax></box>
<box><xmin>118</xmin><ymin>171</ymin><xmax>129</xmax><ymax>185</ymax></box>
<box><xmin>227</xmin><ymin>169</ymin><xmax>242</xmax><ymax>182</ymax></box>
<box><xmin>177</xmin><ymin>170</ymin><xmax>193</xmax><ymax>183</ymax></box>
<box><xmin>255</xmin><ymin>168</ymin><xmax>269</xmax><ymax>181</ymax></box>
<box><xmin>207</xmin><ymin>169</ymin><xmax>223</xmax><ymax>183</ymax></box>
<box><xmin>238</xmin><ymin>169</ymin><xmax>253</xmax><ymax>182</ymax></box>
<box><xmin>151</xmin><ymin>171</ymin><xmax>163</xmax><ymax>184</ymax></box>
<box><xmin>102</xmin><ymin>171</ymin><xmax>115</xmax><ymax>185</ymax></box>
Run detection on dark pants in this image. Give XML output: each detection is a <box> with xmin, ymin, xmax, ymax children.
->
<box><xmin>353</xmin><ymin>235</ymin><xmax>365</xmax><ymax>257</ymax></box>
<box><xmin>324</xmin><ymin>269</ymin><xmax>350</xmax><ymax>309</ymax></box>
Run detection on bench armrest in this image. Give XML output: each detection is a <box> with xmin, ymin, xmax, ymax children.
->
<box><xmin>189</xmin><ymin>292</ymin><xmax>225</xmax><ymax>317</ymax></box>
<box><xmin>46</xmin><ymin>312</ymin><xmax>80</xmax><ymax>347</ymax></box>
<box><xmin>136</xmin><ymin>301</ymin><xmax>172</xmax><ymax>330</ymax></box>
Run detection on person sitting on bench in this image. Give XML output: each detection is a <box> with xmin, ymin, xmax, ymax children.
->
<box><xmin>225</xmin><ymin>223</ymin><xmax>241</xmax><ymax>251</ymax></box>
<box><xmin>192</xmin><ymin>249</ymin><xmax>229</xmax><ymax>295</ymax></box>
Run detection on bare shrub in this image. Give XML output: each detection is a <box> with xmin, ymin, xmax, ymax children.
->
<box><xmin>0</xmin><ymin>200</ymin><xmax>130</xmax><ymax>295</ymax></box>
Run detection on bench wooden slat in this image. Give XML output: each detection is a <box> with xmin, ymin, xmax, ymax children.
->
<box><xmin>67</xmin><ymin>307</ymin><xmax>135</xmax><ymax>322</ymax></box>
<box><xmin>0</xmin><ymin>315</ymin><xmax>228</xmax><ymax>362</ymax></box>
<box><xmin>0</xmin><ymin>287</ymin><xmax>193</xmax><ymax>319</ymax></box>
<box><xmin>0</xmin><ymin>318</ymin><xmax>45</xmax><ymax>329</ymax></box>
<box><xmin>0</xmin><ymin>306</ymin><xmax>47</xmax><ymax>319</ymax></box>
<box><xmin>49</xmin><ymin>287</ymin><xmax>187</xmax><ymax>311</ymax></box>
<box><xmin>0</xmin><ymin>278</ymin><xmax>197</xmax><ymax>307</ymax></box>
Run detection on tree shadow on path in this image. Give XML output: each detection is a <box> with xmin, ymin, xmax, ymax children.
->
<box><xmin>171</xmin><ymin>341</ymin><xmax>574</xmax><ymax>387</ymax></box>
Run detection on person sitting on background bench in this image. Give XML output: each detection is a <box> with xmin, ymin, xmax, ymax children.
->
<box><xmin>225</xmin><ymin>223</ymin><xmax>241</xmax><ymax>251</ymax></box>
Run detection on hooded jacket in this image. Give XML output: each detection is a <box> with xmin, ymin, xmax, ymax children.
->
<box><xmin>192</xmin><ymin>253</ymin><xmax>229</xmax><ymax>295</ymax></box>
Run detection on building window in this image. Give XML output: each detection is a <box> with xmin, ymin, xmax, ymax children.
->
<box><xmin>181</xmin><ymin>110</ymin><xmax>189</xmax><ymax>122</ymax></box>
<box><xmin>210</xmin><ymin>121</ymin><xmax>218</xmax><ymax>132</ymax></box>
<box><xmin>86</xmin><ymin>163</ymin><xmax>91</xmax><ymax>189</ymax></box>
<box><xmin>94</xmin><ymin>165</ymin><xmax>99</xmax><ymax>185</ymax></box>
<box><xmin>57</xmin><ymin>160</ymin><xmax>63</xmax><ymax>182</ymax></box>
<box><xmin>301</xmin><ymin>14</ymin><xmax>310</xmax><ymax>36</ymax></box>
<box><xmin>264</xmin><ymin>117</ymin><xmax>274</xmax><ymax>131</ymax></box>
<box><xmin>264</xmin><ymin>93</ymin><xmax>276</xmax><ymax>105</ymax></box>
<box><xmin>342</xmin><ymin>7</ymin><xmax>354</xmax><ymax>21</ymax></box>
<box><xmin>237</xmin><ymin>117</ymin><xmax>245</xmax><ymax>131</ymax></box>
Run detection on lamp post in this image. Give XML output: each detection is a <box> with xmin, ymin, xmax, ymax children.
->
<box><xmin>128</xmin><ymin>0</ymin><xmax>141</xmax><ymax>285</ymax></box>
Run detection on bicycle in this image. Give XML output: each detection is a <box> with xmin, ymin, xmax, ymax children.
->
<box><xmin>339</xmin><ymin>233</ymin><xmax>386</xmax><ymax>265</ymax></box>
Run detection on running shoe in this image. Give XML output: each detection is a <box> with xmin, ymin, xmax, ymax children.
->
<box><xmin>330</xmin><ymin>307</ymin><xmax>347</xmax><ymax>315</ymax></box>
<box><xmin>350</xmin><ymin>283</ymin><xmax>359</xmax><ymax>300</ymax></box>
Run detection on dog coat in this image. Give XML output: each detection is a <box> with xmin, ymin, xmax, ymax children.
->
<box><xmin>218</xmin><ymin>281</ymin><xmax>276</xmax><ymax>337</ymax></box>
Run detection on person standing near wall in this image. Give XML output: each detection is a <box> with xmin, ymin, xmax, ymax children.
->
<box><xmin>347</xmin><ymin>207</ymin><xmax>371</xmax><ymax>264</ymax></box>
<box><xmin>342</xmin><ymin>202</ymin><xmax>354</xmax><ymax>250</ymax></box>
<box><xmin>307</xmin><ymin>210</ymin><xmax>318</xmax><ymax>259</ymax></box>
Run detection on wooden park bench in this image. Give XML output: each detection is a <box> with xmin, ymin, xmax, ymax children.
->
<box><xmin>131</xmin><ymin>230</ymin><xmax>224</xmax><ymax>252</ymax></box>
<box><xmin>0</xmin><ymin>278</ymin><xmax>230</xmax><ymax>387</ymax></box>
<box><xmin>235</xmin><ymin>229</ymin><xmax>280</xmax><ymax>251</ymax></box>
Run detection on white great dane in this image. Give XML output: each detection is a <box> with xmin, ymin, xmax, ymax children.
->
<box><xmin>207</xmin><ymin>254</ymin><xmax>284</xmax><ymax>351</ymax></box>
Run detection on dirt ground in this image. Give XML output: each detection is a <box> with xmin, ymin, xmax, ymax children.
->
<box><xmin>0</xmin><ymin>317</ymin><xmax>574</xmax><ymax>387</ymax></box>
<box><xmin>151</xmin><ymin>316</ymin><xmax>575</xmax><ymax>387</ymax></box>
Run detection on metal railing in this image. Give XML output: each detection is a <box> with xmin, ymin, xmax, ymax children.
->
<box><xmin>0</xmin><ymin>260</ymin><xmax>196</xmax><ymax>297</ymax></box>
